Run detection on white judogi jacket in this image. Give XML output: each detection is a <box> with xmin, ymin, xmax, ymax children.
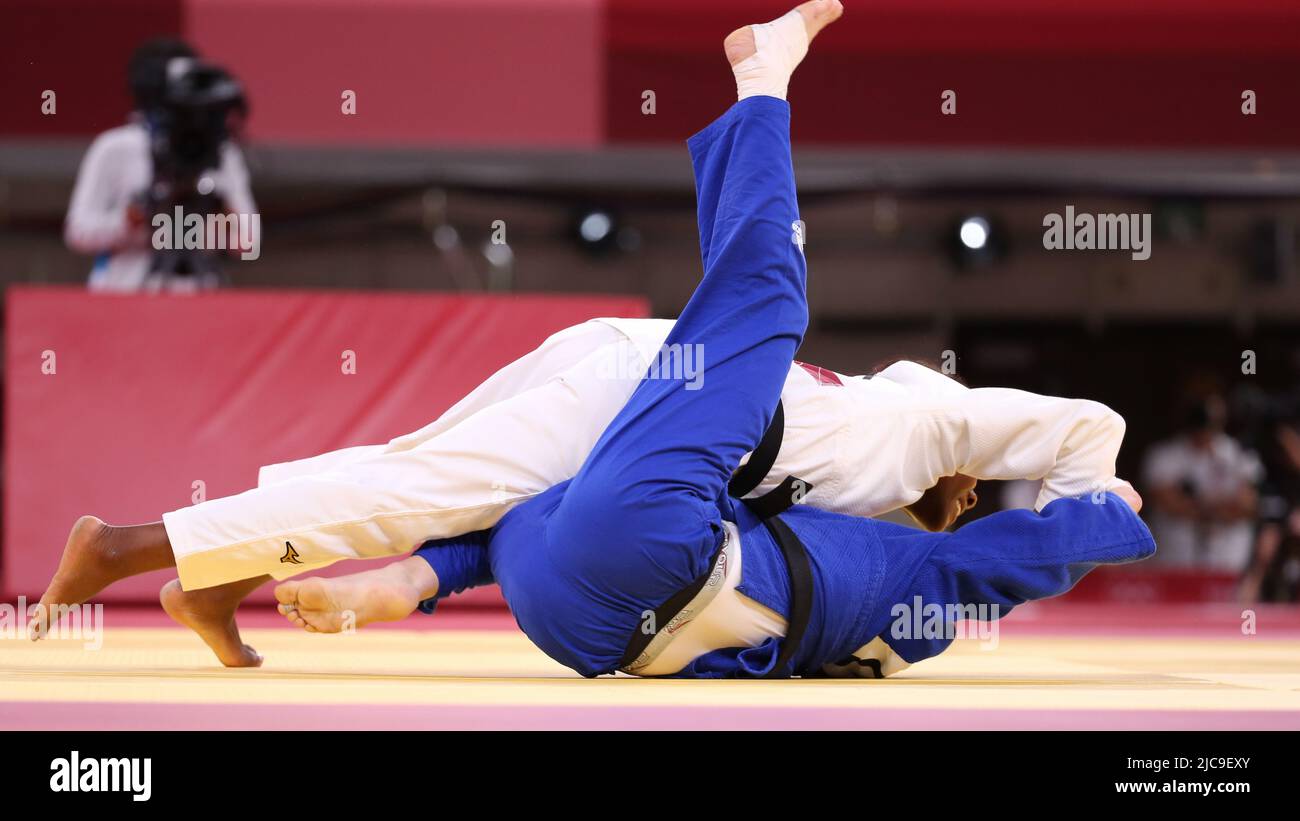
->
<box><xmin>601</xmin><ymin>318</ymin><xmax>1128</xmax><ymax>517</ymax></box>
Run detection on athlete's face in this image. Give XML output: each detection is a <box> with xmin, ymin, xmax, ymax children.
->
<box><xmin>904</xmin><ymin>473</ymin><xmax>979</xmax><ymax>532</ymax></box>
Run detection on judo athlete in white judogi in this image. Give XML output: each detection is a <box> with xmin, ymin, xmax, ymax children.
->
<box><xmin>31</xmin><ymin>1</ymin><xmax>1144</xmax><ymax>674</ymax></box>
<box><xmin>158</xmin><ymin>314</ymin><xmax>1129</xmax><ymax>590</ymax></box>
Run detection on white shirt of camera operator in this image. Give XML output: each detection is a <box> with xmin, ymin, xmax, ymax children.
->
<box><xmin>64</xmin><ymin>117</ymin><xmax>258</xmax><ymax>292</ymax></box>
<box><xmin>1142</xmin><ymin>433</ymin><xmax>1263</xmax><ymax>571</ymax></box>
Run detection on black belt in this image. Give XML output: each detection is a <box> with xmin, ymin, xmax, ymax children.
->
<box><xmin>744</xmin><ymin>404</ymin><xmax>815</xmax><ymax>677</ymax></box>
<box><xmin>757</xmin><ymin>513</ymin><xmax>814</xmax><ymax>679</ymax></box>
<box><xmin>727</xmin><ymin>401</ymin><xmax>812</xmax><ymax>519</ymax></box>
<box><xmin>616</xmin><ymin>509</ymin><xmax>814</xmax><ymax>678</ymax></box>
<box><xmin>618</xmin><ymin>525</ymin><xmax>728</xmax><ymax>672</ymax></box>
<box><xmin>618</xmin><ymin>403</ymin><xmax>815</xmax><ymax>678</ymax></box>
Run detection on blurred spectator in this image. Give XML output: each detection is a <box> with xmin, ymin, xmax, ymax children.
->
<box><xmin>1142</xmin><ymin>395</ymin><xmax>1261</xmax><ymax>571</ymax></box>
<box><xmin>64</xmin><ymin>37</ymin><xmax>256</xmax><ymax>292</ymax></box>
<box><xmin>1240</xmin><ymin>420</ymin><xmax>1300</xmax><ymax>602</ymax></box>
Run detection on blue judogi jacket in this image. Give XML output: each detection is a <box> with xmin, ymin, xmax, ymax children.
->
<box><xmin>416</xmin><ymin>489</ymin><xmax>1154</xmax><ymax>678</ymax></box>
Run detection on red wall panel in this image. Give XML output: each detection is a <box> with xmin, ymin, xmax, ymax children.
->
<box><xmin>0</xmin><ymin>0</ymin><xmax>183</xmax><ymax>137</ymax></box>
<box><xmin>186</xmin><ymin>0</ymin><xmax>604</xmax><ymax>147</ymax></box>
<box><xmin>607</xmin><ymin>0</ymin><xmax>1300</xmax><ymax>149</ymax></box>
<box><xmin>4</xmin><ymin>287</ymin><xmax>648</xmax><ymax>602</ymax></box>
<box><xmin>6</xmin><ymin>0</ymin><xmax>1298</xmax><ymax>148</ymax></box>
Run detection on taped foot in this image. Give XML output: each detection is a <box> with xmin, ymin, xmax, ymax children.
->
<box><xmin>726</xmin><ymin>0</ymin><xmax>843</xmax><ymax>101</ymax></box>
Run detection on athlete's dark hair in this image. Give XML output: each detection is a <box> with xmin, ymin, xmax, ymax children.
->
<box><xmin>127</xmin><ymin>37</ymin><xmax>197</xmax><ymax>112</ymax></box>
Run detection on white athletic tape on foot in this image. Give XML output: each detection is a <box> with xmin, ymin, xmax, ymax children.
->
<box><xmin>733</xmin><ymin>10</ymin><xmax>810</xmax><ymax>101</ymax></box>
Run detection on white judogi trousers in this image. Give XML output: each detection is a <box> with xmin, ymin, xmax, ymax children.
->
<box><xmin>163</xmin><ymin>317</ymin><xmax>1128</xmax><ymax>591</ymax></box>
<box><xmin>164</xmin><ymin>320</ymin><xmax>647</xmax><ymax>589</ymax></box>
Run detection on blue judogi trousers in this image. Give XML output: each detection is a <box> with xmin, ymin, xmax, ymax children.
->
<box><xmin>416</xmin><ymin>97</ymin><xmax>1156</xmax><ymax>678</ymax></box>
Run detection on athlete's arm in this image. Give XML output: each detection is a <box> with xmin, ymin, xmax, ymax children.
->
<box><xmin>949</xmin><ymin>386</ymin><xmax>1128</xmax><ymax>510</ymax></box>
<box><xmin>879</xmin><ymin>491</ymin><xmax>1155</xmax><ymax>665</ymax></box>
<box><xmin>412</xmin><ymin>529</ymin><xmax>496</xmax><ymax>614</ymax></box>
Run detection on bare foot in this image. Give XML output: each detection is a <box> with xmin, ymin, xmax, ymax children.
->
<box><xmin>160</xmin><ymin>577</ymin><xmax>266</xmax><ymax>667</ymax></box>
<box><xmin>725</xmin><ymin>0</ymin><xmax>844</xmax><ymax>69</ymax></box>
<box><xmin>274</xmin><ymin>564</ymin><xmax>424</xmax><ymax>634</ymax></box>
<box><xmin>30</xmin><ymin>516</ymin><xmax>122</xmax><ymax>640</ymax></box>
<box><xmin>31</xmin><ymin>516</ymin><xmax>176</xmax><ymax>640</ymax></box>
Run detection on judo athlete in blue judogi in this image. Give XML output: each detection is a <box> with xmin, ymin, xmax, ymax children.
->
<box><xmin>271</xmin><ymin>2</ymin><xmax>1155</xmax><ymax>678</ymax></box>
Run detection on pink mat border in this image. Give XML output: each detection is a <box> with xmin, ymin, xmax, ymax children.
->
<box><xmin>4</xmin><ymin>702</ymin><xmax>1297</xmax><ymax>731</ymax></box>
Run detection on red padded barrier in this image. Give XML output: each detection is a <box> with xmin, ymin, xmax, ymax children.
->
<box><xmin>4</xmin><ymin>286</ymin><xmax>648</xmax><ymax>603</ymax></box>
<box><xmin>1057</xmin><ymin>565</ymin><xmax>1241</xmax><ymax>604</ymax></box>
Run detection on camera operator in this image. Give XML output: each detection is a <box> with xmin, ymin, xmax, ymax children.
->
<box><xmin>64</xmin><ymin>38</ymin><xmax>257</xmax><ymax>292</ymax></box>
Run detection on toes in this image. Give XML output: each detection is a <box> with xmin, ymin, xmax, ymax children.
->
<box><xmin>294</xmin><ymin>578</ymin><xmax>334</xmax><ymax>613</ymax></box>
<box><xmin>798</xmin><ymin>0</ymin><xmax>843</xmax><ymax>38</ymax></box>
<box><xmin>27</xmin><ymin>604</ymin><xmax>47</xmax><ymax>640</ymax></box>
<box><xmin>29</xmin><ymin>599</ymin><xmax>64</xmax><ymax>641</ymax></box>
<box><xmin>273</xmin><ymin>581</ymin><xmax>300</xmax><ymax>606</ymax></box>
<box><xmin>293</xmin><ymin>608</ymin><xmax>341</xmax><ymax>634</ymax></box>
<box><xmin>223</xmin><ymin>645</ymin><xmax>263</xmax><ymax>668</ymax></box>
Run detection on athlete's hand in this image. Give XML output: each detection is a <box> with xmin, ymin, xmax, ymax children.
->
<box><xmin>1111</xmin><ymin>480</ymin><xmax>1143</xmax><ymax>514</ymax></box>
